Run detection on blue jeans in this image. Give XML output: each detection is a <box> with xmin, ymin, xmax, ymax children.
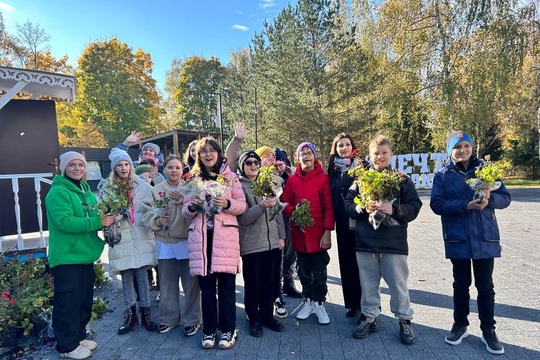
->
<box><xmin>356</xmin><ymin>252</ymin><xmax>414</xmax><ymax>320</ymax></box>
<box><xmin>121</xmin><ymin>267</ymin><xmax>151</xmax><ymax>309</ymax></box>
<box><xmin>451</xmin><ymin>258</ymin><xmax>496</xmax><ymax>331</ymax></box>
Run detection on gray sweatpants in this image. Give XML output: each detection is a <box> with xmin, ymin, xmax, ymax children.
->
<box><xmin>158</xmin><ymin>258</ymin><xmax>202</xmax><ymax>327</ymax></box>
<box><xmin>356</xmin><ymin>252</ymin><xmax>414</xmax><ymax>320</ymax></box>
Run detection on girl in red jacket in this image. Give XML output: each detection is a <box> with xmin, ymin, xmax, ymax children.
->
<box><xmin>280</xmin><ymin>142</ymin><xmax>335</xmax><ymax>325</ymax></box>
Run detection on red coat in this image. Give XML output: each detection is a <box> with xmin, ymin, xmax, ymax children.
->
<box><xmin>281</xmin><ymin>160</ymin><xmax>335</xmax><ymax>253</ymax></box>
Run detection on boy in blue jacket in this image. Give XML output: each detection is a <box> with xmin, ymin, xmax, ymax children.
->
<box><xmin>430</xmin><ymin>131</ymin><xmax>511</xmax><ymax>355</ymax></box>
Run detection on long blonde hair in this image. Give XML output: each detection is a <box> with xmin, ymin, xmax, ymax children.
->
<box><xmin>107</xmin><ymin>161</ymin><xmax>136</xmax><ymax>189</ymax></box>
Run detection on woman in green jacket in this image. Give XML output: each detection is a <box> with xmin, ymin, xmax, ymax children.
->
<box><xmin>46</xmin><ymin>151</ymin><xmax>114</xmax><ymax>360</ymax></box>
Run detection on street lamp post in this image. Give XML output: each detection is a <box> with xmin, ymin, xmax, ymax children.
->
<box><xmin>213</xmin><ymin>92</ymin><xmax>224</xmax><ymax>147</ymax></box>
<box><xmin>254</xmin><ymin>88</ymin><xmax>258</xmax><ymax>148</ymax></box>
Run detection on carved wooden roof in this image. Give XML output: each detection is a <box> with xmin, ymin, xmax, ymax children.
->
<box><xmin>0</xmin><ymin>66</ymin><xmax>76</xmax><ymax>103</ymax></box>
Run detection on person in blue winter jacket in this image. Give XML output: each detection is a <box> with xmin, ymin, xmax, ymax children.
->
<box><xmin>430</xmin><ymin>131</ymin><xmax>511</xmax><ymax>356</ymax></box>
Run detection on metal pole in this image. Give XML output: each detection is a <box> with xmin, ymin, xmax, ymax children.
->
<box><xmin>218</xmin><ymin>93</ymin><xmax>224</xmax><ymax>148</ymax></box>
<box><xmin>537</xmin><ymin>107</ymin><xmax>540</xmax><ymax>159</ymax></box>
<box><xmin>254</xmin><ymin>88</ymin><xmax>258</xmax><ymax>148</ymax></box>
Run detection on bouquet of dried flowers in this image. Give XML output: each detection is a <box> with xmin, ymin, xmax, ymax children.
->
<box><xmin>348</xmin><ymin>166</ymin><xmax>404</xmax><ymax>230</ymax></box>
<box><xmin>466</xmin><ymin>158</ymin><xmax>511</xmax><ymax>202</ymax></box>
<box><xmin>97</xmin><ymin>178</ymin><xmax>132</xmax><ymax>247</ymax></box>
<box><xmin>291</xmin><ymin>199</ymin><xmax>315</xmax><ymax>233</ymax></box>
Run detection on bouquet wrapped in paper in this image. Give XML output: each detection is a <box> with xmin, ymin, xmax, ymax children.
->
<box><xmin>97</xmin><ymin>179</ymin><xmax>132</xmax><ymax>247</ymax></box>
<box><xmin>348</xmin><ymin>166</ymin><xmax>404</xmax><ymax>230</ymax></box>
<box><xmin>466</xmin><ymin>159</ymin><xmax>511</xmax><ymax>202</ymax></box>
<box><xmin>251</xmin><ymin>166</ymin><xmax>287</xmax><ymax>221</ymax></box>
<box><xmin>291</xmin><ymin>199</ymin><xmax>315</xmax><ymax>233</ymax></box>
<box><xmin>204</xmin><ymin>173</ymin><xmax>232</xmax><ymax>214</ymax></box>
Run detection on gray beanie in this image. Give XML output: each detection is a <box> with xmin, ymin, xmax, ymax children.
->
<box><xmin>109</xmin><ymin>148</ymin><xmax>133</xmax><ymax>170</ymax></box>
<box><xmin>142</xmin><ymin>142</ymin><xmax>160</xmax><ymax>155</ymax></box>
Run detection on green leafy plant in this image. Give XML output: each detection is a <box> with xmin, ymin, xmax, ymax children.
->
<box><xmin>94</xmin><ymin>261</ymin><xmax>108</xmax><ymax>287</ymax></box>
<box><xmin>91</xmin><ymin>296</ymin><xmax>108</xmax><ymax>322</ymax></box>
<box><xmin>97</xmin><ymin>178</ymin><xmax>132</xmax><ymax>216</ymax></box>
<box><xmin>0</xmin><ymin>254</ymin><xmax>54</xmax><ymax>336</ymax></box>
<box><xmin>291</xmin><ymin>199</ymin><xmax>315</xmax><ymax>232</ymax></box>
<box><xmin>251</xmin><ymin>166</ymin><xmax>280</xmax><ymax>198</ymax></box>
<box><xmin>348</xmin><ymin>166</ymin><xmax>403</xmax><ymax>208</ymax></box>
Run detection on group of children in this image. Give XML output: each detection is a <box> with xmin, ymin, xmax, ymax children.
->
<box><xmin>45</xmin><ymin>128</ymin><xmax>510</xmax><ymax>359</ymax></box>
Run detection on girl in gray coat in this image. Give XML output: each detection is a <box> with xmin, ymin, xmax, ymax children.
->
<box><xmin>237</xmin><ymin>151</ymin><xmax>287</xmax><ymax>337</ymax></box>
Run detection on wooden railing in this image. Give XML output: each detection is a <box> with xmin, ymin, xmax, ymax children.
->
<box><xmin>0</xmin><ymin>173</ymin><xmax>52</xmax><ymax>252</ymax></box>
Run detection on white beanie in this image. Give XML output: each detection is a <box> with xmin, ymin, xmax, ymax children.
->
<box><xmin>109</xmin><ymin>148</ymin><xmax>133</xmax><ymax>170</ymax></box>
<box><xmin>59</xmin><ymin>151</ymin><xmax>87</xmax><ymax>174</ymax></box>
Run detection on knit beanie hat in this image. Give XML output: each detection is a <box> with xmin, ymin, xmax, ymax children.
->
<box><xmin>59</xmin><ymin>151</ymin><xmax>87</xmax><ymax>174</ymax></box>
<box><xmin>109</xmin><ymin>148</ymin><xmax>133</xmax><ymax>170</ymax></box>
<box><xmin>142</xmin><ymin>142</ymin><xmax>160</xmax><ymax>155</ymax></box>
<box><xmin>255</xmin><ymin>146</ymin><xmax>274</xmax><ymax>159</ymax></box>
<box><xmin>135</xmin><ymin>165</ymin><xmax>151</xmax><ymax>175</ymax></box>
<box><xmin>446</xmin><ymin>131</ymin><xmax>473</xmax><ymax>157</ymax></box>
<box><xmin>273</xmin><ymin>148</ymin><xmax>286</xmax><ymax>162</ymax></box>
<box><xmin>296</xmin><ymin>142</ymin><xmax>317</xmax><ymax>161</ymax></box>
<box><xmin>238</xmin><ymin>150</ymin><xmax>261</xmax><ymax>177</ymax></box>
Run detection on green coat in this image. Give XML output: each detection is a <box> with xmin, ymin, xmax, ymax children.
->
<box><xmin>45</xmin><ymin>175</ymin><xmax>104</xmax><ymax>268</ymax></box>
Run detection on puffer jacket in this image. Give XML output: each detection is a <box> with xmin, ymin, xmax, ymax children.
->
<box><xmin>344</xmin><ymin>166</ymin><xmax>422</xmax><ymax>255</ymax></box>
<box><xmin>45</xmin><ymin>175</ymin><xmax>104</xmax><ymax>268</ymax></box>
<box><xmin>182</xmin><ymin>164</ymin><xmax>246</xmax><ymax>276</ymax></box>
<box><xmin>141</xmin><ymin>181</ymin><xmax>190</xmax><ymax>244</ymax></box>
<box><xmin>430</xmin><ymin>156</ymin><xmax>511</xmax><ymax>259</ymax></box>
<box><xmin>237</xmin><ymin>175</ymin><xmax>286</xmax><ymax>256</ymax></box>
<box><xmin>104</xmin><ymin>177</ymin><xmax>157</xmax><ymax>273</ymax></box>
<box><xmin>281</xmin><ymin>160</ymin><xmax>335</xmax><ymax>253</ymax></box>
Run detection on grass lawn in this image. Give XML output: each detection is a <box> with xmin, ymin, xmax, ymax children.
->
<box><xmin>504</xmin><ymin>179</ymin><xmax>540</xmax><ymax>187</ymax></box>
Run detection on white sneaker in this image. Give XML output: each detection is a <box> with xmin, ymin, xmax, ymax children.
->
<box><xmin>79</xmin><ymin>339</ymin><xmax>97</xmax><ymax>350</ymax></box>
<box><xmin>59</xmin><ymin>345</ymin><xmax>92</xmax><ymax>359</ymax></box>
<box><xmin>296</xmin><ymin>298</ymin><xmax>315</xmax><ymax>320</ymax></box>
<box><xmin>314</xmin><ymin>302</ymin><xmax>330</xmax><ymax>325</ymax></box>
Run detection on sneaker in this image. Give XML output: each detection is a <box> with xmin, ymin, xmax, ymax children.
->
<box><xmin>445</xmin><ymin>324</ymin><xmax>469</xmax><ymax>345</ymax></box>
<box><xmin>275</xmin><ymin>298</ymin><xmax>288</xmax><ymax>318</ymax></box>
<box><xmin>219</xmin><ymin>329</ymin><xmax>238</xmax><ymax>349</ymax></box>
<box><xmin>201</xmin><ymin>333</ymin><xmax>216</xmax><ymax>349</ymax></box>
<box><xmin>296</xmin><ymin>298</ymin><xmax>315</xmax><ymax>320</ymax></box>
<box><xmin>399</xmin><ymin>320</ymin><xmax>416</xmax><ymax>345</ymax></box>
<box><xmin>481</xmin><ymin>329</ymin><xmax>505</xmax><ymax>355</ymax></box>
<box><xmin>314</xmin><ymin>302</ymin><xmax>330</xmax><ymax>325</ymax></box>
<box><xmin>346</xmin><ymin>308</ymin><xmax>360</xmax><ymax>318</ymax></box>
<box><xmin>183</xmin><ymin>324</ymin><xmax>201</xmax><ymax>337</ymax></box>
<box><xmin>79</xmin><ymin>340</ymin><xmax>97</xmax><ymax>351</ymax></box>
<box><xmin>59</xmin><ymin>345</ymin><xmax>92</xmax><ymax>359</ymax></box>
<box><xmin>158</xmin><ymin>323</ymin><xmax>179</xmax><ymax>334</ymax></box>
<box><xmin>353</xmin><ymin>316</ymin><xmax>378</xmax><ymax>339</ymax></box>
<box><xmin>261</xmin><ymin>318</ymin><xmax>285</xmax><ymax>332</ymax></box>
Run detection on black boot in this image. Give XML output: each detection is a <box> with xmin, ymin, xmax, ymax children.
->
<box><xmin>283</xmin><ymin>281</ymin><xmax>303</xmax><ymax>298</ymax></box>
<box><xmin>118</xmin><ymin>305</ymin><xmax>138</xmax><ymax>335</ymax></box>
<box><xmin>140</xmin><ymin>306</ymin><xmax>158</xmax><ymax>332</ymax></box>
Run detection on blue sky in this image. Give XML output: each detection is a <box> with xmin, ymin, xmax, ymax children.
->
<box><xmin>0</xmin><ymin>0</ymin><xmax>288</xmax><ymax>92</ymax></box>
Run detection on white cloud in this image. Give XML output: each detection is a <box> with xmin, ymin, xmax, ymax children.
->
<box><xmin>232</xmin><ymin>24</ymin><xmax>249</xmax><ymax>31</ymax></box>
<box><xmin>233</xmin><ymin>9</ymin><xmax>242</xmax><ymax>15</ymax></box>
<box><xmin>260</xmin><ymin>0</ymin><xmax>276</xmax><ymax>10</ymax></box>
<box><xmin>0</xmin><ymin>2</ymin><xmax>14</xmax><ymax>14</ymax></box>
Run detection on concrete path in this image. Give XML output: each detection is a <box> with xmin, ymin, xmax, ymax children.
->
<box><xmin>25</xmin><ymin>188</ymin><xmax>540</xmax><ymax>359</ymax></box>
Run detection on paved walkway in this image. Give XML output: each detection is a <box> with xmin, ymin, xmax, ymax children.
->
<box><xmin>26</xmin><ymin>188</ymin><xmax>540</xmax><ymax>359</ymax></box>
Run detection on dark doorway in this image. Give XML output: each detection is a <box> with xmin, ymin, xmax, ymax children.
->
<box><xmin>0</xmin><ymin>100</ymin><xmax>59</xmax><ymax>236</ymax></box>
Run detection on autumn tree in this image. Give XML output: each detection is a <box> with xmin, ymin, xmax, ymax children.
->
<box><xmin>173</xmin><ymin>55</ymin><xmax>226</xmax><ymax>132</ymax></box>
<box><xmin>64</xmin><ymin>38</ymin><xmax>163</xmax><ymax>147</ymax></box>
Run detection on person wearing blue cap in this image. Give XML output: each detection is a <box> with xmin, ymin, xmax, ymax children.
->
<box><xmin>430</xmin><ymin>131</ymin><xmax>511</xmax><ymax>355</ymax></box>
